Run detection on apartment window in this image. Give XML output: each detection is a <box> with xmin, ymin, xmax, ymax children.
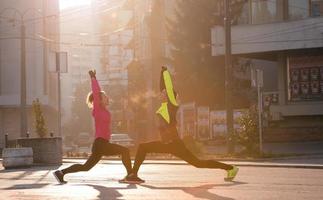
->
<box><xmin>235</xmin><ymin>1</ymin><xmax>251</xmax><ymax>25</ymax></box>
<box><xmin>311</xmin><ymin>0</ymin><xmax>323</xmax><ymax>17</ymax></box>
<box><xmin>289</xmin><ymin>0</ymin><xmax>310</xmax><ymax>20</ymax></box>
<box><xmin>251</xmin><ymin>0</ymin><xmax>283</xmax><ymax>24</ymax></box>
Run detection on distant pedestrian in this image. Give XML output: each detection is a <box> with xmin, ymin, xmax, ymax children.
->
<box><xmin>122</xmin><ymin>66</ymin><xmax>238</xmax><ymax>184</ymax></box>
<box><xmin>53</xmin><ymin>69</ymin><xmax>132</xmax><ymax>184</ymax></box>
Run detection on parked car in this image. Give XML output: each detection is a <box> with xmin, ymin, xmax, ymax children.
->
<box><xmin>77</xmin><ymin>132</ymin><xmax>92</xmax><ymax>147</ymax></box>
<box><xmin>110</xmin><ymin>133</ymin><xmax>134</xmax><ymax>147</ymax></box>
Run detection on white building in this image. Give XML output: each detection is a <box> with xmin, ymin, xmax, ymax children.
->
<box><xmin>91</xmin><ymin>0</ymin><xmax>134</xmax><ymax>87</ymax></box>
<box><xmin>90</xmin><ymin>0</ymin><xmax>134</xmax><ymax>132</ymax></box>
<box><xmin>59</xmin><ymin>4</ymin><xmax>107</xmax><ymax>123</ymax></box>
<box><xmin>104</xmin><ymin>10</ymin><xmax>133</xmax><ymax>86</ymax></box>
<box><xmin>211</xmin><ymin>0</ymin><xmax>323</xmax><ymax>142</ymax></box>
<box><xmin>0</xmin><ymin>0</ymin><xmax>60</xmax><ymax>148</ymax></box>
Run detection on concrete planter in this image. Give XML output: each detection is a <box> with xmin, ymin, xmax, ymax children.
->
<box><xmin>17</xmin><ymin>137</ymin><xmax>62</xmax><ymax>165</ymax></box>
<box><xmin>2</xmin><ymin>148</ymin><xmax>33</xmax><ymax>169</ymax></box>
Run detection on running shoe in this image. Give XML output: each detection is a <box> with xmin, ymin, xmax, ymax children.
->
<box><xmin>224</xmin><ymin>166</ymin><xmax>239</xmax><ymax>181</ymax></box>
<box><xmin>119</xmin><ymin>173</ymin><xmax>145</xmax><ymax>184</ymax></box>
<box><xmin>118</xmin><ymin>175</ymin><xmax>129</xmax><ymax>183</ymax></box>
<box><xmin>53</xmin><ymin>170</ymin><xmax>67</xmax><ymax>184</ymax></box>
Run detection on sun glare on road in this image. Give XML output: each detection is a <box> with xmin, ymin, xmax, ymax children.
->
<box><xmin>59</xmin><ymin>0</ymin><xmax>91</xmax><ymax>10</ymax></box>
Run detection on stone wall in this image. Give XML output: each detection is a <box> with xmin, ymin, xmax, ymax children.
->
<box><xmin>17</xmin><ymin>137</ymin><xmax>62</xmax><ymax>164</ymax></box>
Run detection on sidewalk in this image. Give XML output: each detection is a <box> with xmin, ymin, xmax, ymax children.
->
<box><xmin>2</xmin><ymin>159</ymin><xmax>323</xmax><ymax>200</ymax></box>
<box><xmin>61</xmin><ymin>156</ymin><xmax>323</xmax><ymax>169</ymax></box>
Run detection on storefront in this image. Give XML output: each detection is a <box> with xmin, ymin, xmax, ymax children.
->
<box><xmin>288</xmin><ymin>55</ymin><xmax>323</xmax><ymax>102</ymax></box>
<box><xmin>211</xmin><ymin>0</ymin><xmax>323</xmax><ymax>141</ymax></box>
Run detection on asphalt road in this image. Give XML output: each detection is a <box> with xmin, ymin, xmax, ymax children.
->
<box><xmin>1</xmin><ymin>160</ymin><xmax>323</xmax><ymax>200</ymax></box>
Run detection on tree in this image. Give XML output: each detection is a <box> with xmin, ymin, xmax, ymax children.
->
<box><xmin>127</xmin><ymin>60</ymin><xmax>150</xmax><ymax>141</ymax></box>
<box><xmin>32</xmin><ymin>98</ymin><xmax>47</xmax><ymax>138</ymax></box>
<box><xmin>63</xmin><ymin>81</ymin><xmax>93</xmax><ymax>145</ymax></box>
<box><xmin>167</xmin><ymin>0</ymin><xmax>246</xmax><ymax>109</ymax></box>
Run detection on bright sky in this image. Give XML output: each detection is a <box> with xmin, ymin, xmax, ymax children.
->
<box><xmin>59</xmin><ymin>0</ymin><xmax>91</xmax><ymax>10</ymax></box>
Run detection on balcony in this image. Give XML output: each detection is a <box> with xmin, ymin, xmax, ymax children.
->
<box><xmin>211</xmin><ymin>17</ymin><xmax>323</xmax><ymax>56</ymax></box>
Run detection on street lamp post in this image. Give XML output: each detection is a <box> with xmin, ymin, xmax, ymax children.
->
<box><xmin>54</xmin><ymin>51</ymin><xmax>68</xmax><ymax>137</ymax></box>
<box><xmin>251</xmin><ymin>68</ymin><xmax>264</xmax><ymax>154</ymax></box>
<box><xmin>56</xmin><ymin>53</ymin><xmax>61</xmax><ymax>137</ymax></box>
<box><xmin>20</xmin><ymin>22</ymin><xmax>27</xmax><ymax>138</ymax></box>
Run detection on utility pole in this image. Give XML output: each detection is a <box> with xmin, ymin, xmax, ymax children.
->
<box><xmin>255</xmin><ymin>69</ymin><xmax>263</xmax><ymax>154</ymax></box>
<box><xmin>20</xmin><ymin>23</ymin><xmax>27</xmax><ymax>137</ymax></box>
<box><xmin>224</xmin><ymin>0</ymin><xmax>235</xmax><ymax>154</ymax></box>
<box><xmin>56</xmin><ymin>53</ymin><xmax>61</xmax><ymax>137</ymax></box>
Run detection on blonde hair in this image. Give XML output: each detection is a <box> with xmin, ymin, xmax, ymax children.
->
<box><xmin>86</xmin><ymin>91</ymin><xmax>106</xmax><ymax>108</ymax></box>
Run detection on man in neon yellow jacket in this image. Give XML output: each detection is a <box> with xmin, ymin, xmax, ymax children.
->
<box><xmin>121</xmin><ymin>67</ymin><xmax>238</xmax><ymax>184</ymax></box>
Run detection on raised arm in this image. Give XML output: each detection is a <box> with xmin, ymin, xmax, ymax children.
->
<box><xmin>160</xmin><ymin>66</ymin><xmax>178</xmax><ymax>106</ymax></box>
<box><xmin>89</xmin><ymin>70</ymin><xmax>101</xmax><ymax>110</ymax></box>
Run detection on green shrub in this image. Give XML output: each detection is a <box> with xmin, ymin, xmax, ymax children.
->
<box><xmin>236</xmin><ymin>108</ymin><xmax>259</xmax><ymax>156</ymax></box>
<box><xmin>32</xmin><ymin>98</ymin><xmax>47</xmax><ymax>138</ymax></box>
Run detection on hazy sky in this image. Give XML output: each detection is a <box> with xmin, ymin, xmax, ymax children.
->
<box><xmin>59</xmin><ymin>0</ymin><xmax>91</xmax><ymax>10</ymax></box>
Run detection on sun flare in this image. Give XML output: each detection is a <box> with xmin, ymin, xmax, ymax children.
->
<box><xmin>59</xmin><ymin>0</ymin><xmax>91</xmax><ymax>10</ymax></box>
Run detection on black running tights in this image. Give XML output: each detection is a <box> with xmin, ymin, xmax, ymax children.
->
<box><xmin>61</xmin><ymin>138</ymin><xmax>132</xmax><ymax>175</ymax></box>
<box><xmin>132</xmin><ymin>139</ymin><xmax>233</xmax><ymax>175</ymax></box>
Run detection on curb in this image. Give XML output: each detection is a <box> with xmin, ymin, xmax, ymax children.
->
<box><xmin>231</xmin><ymin>163</ymin><xmax>323</xmax><ymax>169</ymax></box>
<box><xmin>2</xmin><ymin>158</ymin><xmax>323</xmax><ymax>169</ymax></box>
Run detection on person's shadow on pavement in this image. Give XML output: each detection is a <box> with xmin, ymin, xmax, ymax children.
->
<box><xmin>139</xmin><ymin>181</ymin><xmax>246</xmax><ymax>200</ymax></box>
<box><xmin>4</xmin><ymin>183</ymin><xmax>49</xmax><ymax>190</ymax></box>
<box><xmin>83</xmin><ymin>184</ymin><xmax>137</xmax><ymax>200</ymax></box>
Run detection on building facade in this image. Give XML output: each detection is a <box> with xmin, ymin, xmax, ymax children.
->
<box><xmin>0</xmin><ymin>0</ymin><xmax>60</xmax><ymax>149</ymax></box>
<box><xmin>211</xmin><ymin>0</ymin><xmax>323</xmax><ymax>142</ymax></box>
<box><xmin>93</xmin><ymin>0</ymin><xmax>134</xmax><ymax>133</ymax></box>
<box><xmin>59</xmin><ymin>4</ymin><xmax>107</xmax><ymax>124</ymax></box>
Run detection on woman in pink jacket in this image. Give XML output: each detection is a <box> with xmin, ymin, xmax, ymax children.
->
<box><xmin>53</xmin><ymin>70</ymin><xmax>132</xmax><ymax>184</ymax></box>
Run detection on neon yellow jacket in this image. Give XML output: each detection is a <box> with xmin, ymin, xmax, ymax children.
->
<box><xmin>156</xmin><ymin>67</ymin><xmax>178</xmax><ymax>124</ymax></box>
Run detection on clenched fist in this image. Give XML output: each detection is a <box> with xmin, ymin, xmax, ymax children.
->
<box><xmin>89</xmin><ymin>69</ymin><xmax>96</xmax><ymax>79</ymax></box>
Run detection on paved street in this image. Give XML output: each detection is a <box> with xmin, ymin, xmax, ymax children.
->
<box><xmin>1</xmin><ymin>160</ymin><xmax>323</xmax><ymax>200</ymax></box>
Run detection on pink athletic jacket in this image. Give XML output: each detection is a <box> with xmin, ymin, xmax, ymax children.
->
<box><xmin>91</xmin><ymin>78</ymin><xmax>111</xmax><ymax>141</ymax></box>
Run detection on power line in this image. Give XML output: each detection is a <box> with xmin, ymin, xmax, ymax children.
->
<box><xmin>0</xmin><ymin>25</ymin><xmax>167</xmax><ymax>48</ymax></box>
<box><xmin>0</xmin><ymin>0</ymin><xmax>313</xmax><ymax>33</ymax></box>
<box><xmin>58</xmin><ymin>0</ymin><xmax>129</xmax><ymax>24</ymax></box>
<box><xmin>0</xmin><ymin>14</ymin><xmax>57</xmax><ymax>35</ymax></box>
<box><xmin>59</xmin><ymin>4</ymin><xmax>123</xmax><ymax>24</ymax></box>
<box><xmin>1</xmin><ymin>0</ymin><xmax>214</xmax><ymax>35</ymax></box>
<box><xmin>0</xmin><ymin>34</ymin><xmax>133</xmax><ymax>47</ymax></box>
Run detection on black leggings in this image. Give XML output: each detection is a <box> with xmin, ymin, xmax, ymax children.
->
<box><xmin>62</xmin><ymin>138</ymin><xmax>132</xmax><ymax>175</ymax></box>
<box><xmin>132</xmin><ymin>139</ymin><xmax>233</xmax><ymax>175</ymax></box>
